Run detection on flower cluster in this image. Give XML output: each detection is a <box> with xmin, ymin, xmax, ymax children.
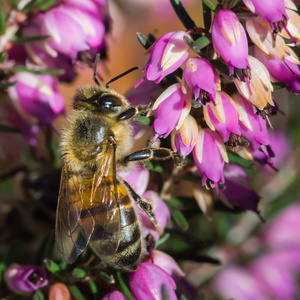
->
<box><xmin>133</xmin><ymin>0</ymin><xmax>299</xmax><ymax>196</ymax></box>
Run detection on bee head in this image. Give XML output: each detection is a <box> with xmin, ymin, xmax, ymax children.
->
<box><xmin>72</xmin><ymin>86</ymin><xmax>128</xmax><ymax>115</ymax></box>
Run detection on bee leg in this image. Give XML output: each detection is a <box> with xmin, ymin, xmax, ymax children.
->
<box><xmin>117</xmin><ymin>105</ymin><xmax>149</xmax><ymax>121</ymax></box>
<box><xmin>122</xmin><ymin>148</ymin><xmax>173</xmax><ymax>165</ymax></box>
<box><xmin>122</xmin><ymin>179</ymin><xmax>165</xmax><ymax>238</ymax></box>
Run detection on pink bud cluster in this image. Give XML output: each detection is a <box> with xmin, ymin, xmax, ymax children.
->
<box><xmin>133</xmin><ymin>0</ymin><xmax>300</xmax><ymax>192</ymax></box>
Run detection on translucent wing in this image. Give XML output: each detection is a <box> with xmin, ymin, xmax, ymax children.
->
<box><xmin>55</xmin><ymin>142</ymin><xmax>121</xmax><ymax>264</ymax></box>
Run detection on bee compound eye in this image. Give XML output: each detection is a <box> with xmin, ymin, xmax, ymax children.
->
<box><xmin>98</xmin><ymin>95</ymin><xmax>122</xmax><ymax>110</ymax></box>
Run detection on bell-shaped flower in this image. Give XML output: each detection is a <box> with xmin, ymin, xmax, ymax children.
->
<box><xmin>211</xmin><ymin>10</ymin><xmax>250</xmax><ymax>81</ymax></box>
<box><xmin>193</xmin><ymin>129</ymin><xmax>229</xmax><ymax>192</ymax></box>
<box><xmin>4</xmin><ymin>264</ymin><xmax>48</xmax><ymax>294</ymax></box>
<box><xmin>281</xmin><ymin>8</ymin><xmax>300</xmax><ymax>40</ymax></box>
<box><xmin>102</xmin><ymin>291</ymin><xmax>126</xmax><ymax>300</ymax></box>
<box><xmin>49</xmin><ymin>283</ymin><xmax>71</xmax><ymax>300</ymax></box>
<box><xmin>171</xmin><ymin>114</ymin><xmax>198</xmax><ymax>157</ymax></box>
<box><xmin>243</xmin><ymin>0</ymin><xmax>291</xmax><ymax>37</ymax></box>
<box><xmin>8</xmin><ymin>72</ymin><xmax>65</xmax><ymax>125</ymax></box>
<box><xmin>182</xmin><ymin>57</ymin><xmax>220</xmax><ymax>105</ymax></box>
<box><xmin>220</xmin><ymin>164</ymin><xmax>260</xmax><ymax>212</ymax></box>
<box><xmin>235</xmin><ymin>55</ymin><xmax>274</xmax><ymax>110</ymax></box>
<box><xmin>136</xmin><ymin>31</ymin><xmax>190</xmax><ymax>86</ymax></box>
<box><xmin>246</xmin><ymin>17</ymin><xmax>300</xmax><ymax>64</ymax></box>
<box><xmin>152</xmin><ymin>250</ymin><xmax>185</xmax><ymax>278</ymax></box>
<box><xmin>129</xmin><ymin>262</ymin><xmax>177</xmax><ymax>300</ymax></box>
<box><xmin>203</xmin><ymin>91</ymin><xmax>241</xmax><ymax>143</ymax></box>
<box><xmin>232</xmin><ymin>93</ymin><xmax>270</xmax><ymax>157</ymax></box>
<box><xmin>152</xmin><ymin>83</ymin><xmax>192</xmax><ymax>140</ymax></box>
<box><xmin>139</xmin><ymin>190</ymin><xmax>171</xmax><ymax>243</ymax></box>
<box><xmin>254</xmin><ymin>46</ymin><xmax>300</xmax><ymax>93</ymax></box>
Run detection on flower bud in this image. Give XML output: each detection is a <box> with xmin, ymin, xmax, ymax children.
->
<box><xmin>4</xmin><ymin>264</ymin><xmax>48</xmax><ymax>294</ymax></box>
<box><xmin>102</xmin><ymin>291</ymin><xmax>126</xmax><ymax>300</ymax></box>
<box><xmin>49</xmin><ymin>283</ymin><xmax>71</xmax><ymax>300</ymax></box>
<box><xmin>129</xmin><ymin>262</ymin><xmax>177</xmax><ymax>300</ymax></box>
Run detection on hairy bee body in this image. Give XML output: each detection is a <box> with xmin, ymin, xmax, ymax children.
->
<box><xmin>56</xmin><ymin>86</ymin><xmax>144</xmax><ymax>271</ymax></box>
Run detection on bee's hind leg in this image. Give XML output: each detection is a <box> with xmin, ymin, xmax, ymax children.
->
<box><xmin>122</xmin><ymin>179</ymin><xmax>165</xmax><ymax>238</ymax></box>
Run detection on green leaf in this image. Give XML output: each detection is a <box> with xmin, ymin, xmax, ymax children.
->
<box><xmin>144</xmin><ymin>161</ymin><xmax>164</xmax><ymax>173</ymax></box>
<box><xmin>202</xmin><ymin>3</ymin><xmax>212</xmax><ymax>31</ymax></box>
<box><xmin>201</xmin><ymin>0</ymin><xmax>216</xmax><ymax>11</ymax></box>
<box><xmin>99</xmin><ymin>271</ymin><xmax>114</xmax><ymax>284</ymax></box>
<box><xmin>13</xmin><ymin>35</ymin><xmax>50</xmax><ymax>44</ymax></box>
<box><xmin>37</xmin><ymin>0</ymin><xmax>57</xmax><ymax>11</ymax></box>
<box><xmin>0</xmin><ymin>123</ymin><xmax>21</xmax><ymax>133</ymax></box>
<box><xmin>11</xmin><ymin>67</ymin><xmax>65</xmax><ymax>76</ymax></box>
<box><xmin>0</xmin><ymin>81</ymin><xmax>17</xmax><ymax>89</ymax></box>
<box><xmin>169</xmin><ymin>0</ymin><xmax>196</xmax><ymax>29</ymax></box>
<box><xmin>227</xmin><ymin>151</ymin><xmax>252</xmax><ymax>168</ymax></box>
<box><xmin>116</xmin><ymin>271</ymin><xmax>133</xmax><ymax>300</ymax></box>
<box><xmin>210</xmin><ymin>59</ymin><xmax>234</xmax><ymax>81</ymax></box>
<box><xmin>68</xmin><ymin>285</ymin><xmax>85</xmax><ymax>300</ymax></box>
<box><xmin>172</xmin><ymin>209</ymin><xmax>189</xmax><ymax>230</ymax></box>
<box><xmin>88</xmin><ymin>279</ymin><xmax>99</xmax><ymax>299</ymax></box>
<box><xmin>134</xmin><ymin>114</ymin><xmax>153</xmax><ymax>126</ymax></box>
<box><xmin>72</xmin><ymin>268</ymin><xmax>86</xmax><ymax>279</ymax></box>
<box><xmin>156</xmin><ymin>233</ymin><xmax>170</xmax><ymax>247</ymax></box>
<box><xmin>43</xmin><ymin>258</ymin><xmax>60</xmax><ymax>274</ymax></box>
<box><xmin>32</xmin><ymin>290</ymin><xmax>45</xmax><ymax>300</ymax></box>
<box><xmin>0</xmin><ymin>4</ymin><xmax>6</xmax><ymax>35</ymax></box>
<box><xmin>136</xmin><ymin>32</ymin><xmax>154</xmax><ymax>50</ymax></box>
<box><xmin>193</xmin><ymin>35</ymin><xmax>211</xmax><ymax>51</ymax></box>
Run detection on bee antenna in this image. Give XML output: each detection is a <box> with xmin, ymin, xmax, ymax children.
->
<box><xmin>106</xmin><ymin>66</ymin><xmax>139</xmax><ymax>88</ymax></box>
<box><xmin>93</xmin><ymin>53</ymin><xmax>101</xmax><ymax>86</ymax></box>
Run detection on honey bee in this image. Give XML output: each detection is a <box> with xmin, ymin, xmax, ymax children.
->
<box><xmin>56</xmin><ymin>63</ymin><xmax>173</xmax><ymax>272</ymax></box>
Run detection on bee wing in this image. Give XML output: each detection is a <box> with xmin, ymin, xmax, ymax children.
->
<box><xmin>88</xmin><ymin>141</ymin><xmax>122</xmax><ymax>257</ymax></box>
<box><xmin>55</xmin><ymin>163</ymin><xmax>95</xmax><ymax>264</ymax></box>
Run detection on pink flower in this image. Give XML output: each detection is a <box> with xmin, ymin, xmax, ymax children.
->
<box><xmin>254</xmin><ymin>46</ymin><xmax>300</xmax><ymax>93</ymax></box>
<box><xmin>8</xmin><ymin>72</ymin><xmax>65</xmax><ymax>125</ymax></box>
<box><xmin>102</xmin><ymin>291</ymin><xmax>126</xmax><ymax>300</ymax></box>
<box><xmin>4</xmin><ymin>264</ymin><xmax>48</xmax><ymax>294</ymax></box>
<box><xmin>171</xmin><ymin>114</ymin><xmax>198</xmax><ymax>157</ymax></box>
<box><xmin>212</xmin><ymin>10</ymin><xmax>250</xmax><ymax>81</ymax></box>
<box><xmin>193</xmin><ymin>129</ymin><xmax>228</xmax><ymax>191</ymax></box>
<box><xmin>182</xmin><ymin>57</ymin><xmax>220</xmax><ymax>105</ymax></box>
<box><xmin>49</xmin><ymin>283</ymin><xmax>71</xmax><ymax>300</ymax></box>
<box><xmin>137</xmin><ymin>31</ymin><xmax>190</xmax><ymax>85</ymax></box>
<box><xmin>243</xmin><ymin>0</ymin><xmax>289</xmax><ymax>34</ymax></box>
<box><xmin>139</xmin><ymin>190</ymin><xmax>171</xmax><ymax>243</ymax></box>
<box><xmin>203</xmin><ymin>91</ymin><xmax>241</xmax><ymax>143</ymax></box>
<box><xmin>129</xmin><ymin>262</ymin><xmax>177</xmax><ymax>300</ymax></box>
<box><xmin>152</xmin><ymin>83</ymin><xmax>191</xmax><ymax>141</ymax></box>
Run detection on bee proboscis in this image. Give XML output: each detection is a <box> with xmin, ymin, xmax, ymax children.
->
<box><xmin>56</xmin><ymin>62</ymin><xmax>173</xmax><ymax>271</ymax></box>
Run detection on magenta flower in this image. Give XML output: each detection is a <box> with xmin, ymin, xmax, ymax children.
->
<box><xmin>193</xmin><ymin>129</ymin><xmax>228</xmax><ymax>192</ymax></box>
<box><xmin>8</xmin><ymin>72</ymin><xmax>65</xmax><ymax>125</ymax></box>
<box><xmin>221</xmin><ymin>164</ymin><xmax>260</xmax><ymax>211</ymax></box>
<box><xmin>4</xmin><ymin>264</ymin><xmax>48</xmax><ymax>294</ymax></box>
<box><xmin>203</xmin><ymin>91</ymin><xmax>241</xmax><ymax>143</ymax></box>
<box><xmin>136</xmin><ymin>31</ymin><xmax>190</xmax><ymax>85</ymax></box>
<box><xmin>129</xmin><ymin>262</ymin><xmax>177</xmax><ymax>300</ymax></box>
<box><xmin>152</xmin><ymin>250</ymin><xmax>185</xmax><ymax>277</ymax></box>
<box><xmin>243</xmin><ymin>0</ymin><xmax>289</xmax><ymax>34</ymax></box>
<box><xmin>139</xmin><ymin>190</ymin><xmax>171</xmax><ymax>243</ymax></box>
<box><xmin>182</xmin><ymin>57</ymin><xmax>220</xmax><ymax>105</ymax></box>
<box><xmin>171</xmin><ymin>114</ymin><xmax>198</xmax><ymax>157</ymax></box>
<box><xmin>254</xmin><ymin>46</ymin><xmax>300</xmax><ymax>93</ymax></box>
<box><xmin>102</xmin><ymin>291</ymin><xmax>126</xmax><ymax>300</ymax></box>
<box><xmin>232</xmin><ymin>93</ymin><xmax>270</xmax><ymax>159</ymax></box>
<box><xmin>152</xmin><ymin>83</ymin><xmax>191</xmax><ymax>141</ymax></box>
<box><xmin>212</xmin><ymin>9</ymin><xmax>250</xmax><ymax>81</ymax></box>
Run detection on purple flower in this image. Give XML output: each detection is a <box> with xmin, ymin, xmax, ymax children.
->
<box><xmin>171</xmin><ymin>114</ymin><xmax>198</xmax><ymax>157</ymax></box>
<box><xmin>152</xmin><ymin>83</ymin><xmax>191</xmax><ymax>141</ymax></box>
<box><xmin>139</xmin><ymin>190</ymin><xmax>171</xmax><ymax>243</ymax></box>
<box><xmin>4</xmin><ymin>264</ymin><xmax>48</xmax><ymax>294</ymax></box>
<box><xmin>152</xmin><ymin>250</ymin><xmax>185</xmax><ymax>277</ymax></box>
<box><xmin>136</xmin><ymin>31</ymin><xmax>190</xmax><ymax>85</ymax></box>
<box><xmin>129</xmin><ymin>262</ymin><xmax>177</xmax><ymax>300</ymax></box>
<box><xmin>8</xmin><ymin>72</ymin><xmax>65</xmax><ymax>125</ymax></box>
<box><xmin>254</xmin><ymin>46</ymin><xmax>300</xmax><ymax>93</ymax></box>
<box><xmin>182</xmin><ymin>57</ymin><xmax>220</xmax><ymax>105</ymax></box>
<box><xmin>243</xmin><ymin>0</ymin><xmax>289</xmax><ymax>34</ymax></box>
<box><xmin>193</xmin><ymin>129</ymin><xmax>228</xmax><ymax>192</ymax></box>
<box><xmin>203</xmin><ymin>91</ymin><xmax>241</xmax><ymax>143</ymax></box>
<box><xmin>102</xmin><ymin>291</ymin><xmax>126</xmax><ymax>300</ymax></box>
<box><xmin>232</xmin><ymin>93</ymin><xmax>270</xmax><ymax>159</ymax></box>
<box><xmin>221</xmin><ymin>164</ymin><xmax>260</xmax><ymax>211</ymax></box>
<box><xmin>212</xmin><ymin>9</ymin><xmax>250</xmax><ymax>81</ymax></box>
